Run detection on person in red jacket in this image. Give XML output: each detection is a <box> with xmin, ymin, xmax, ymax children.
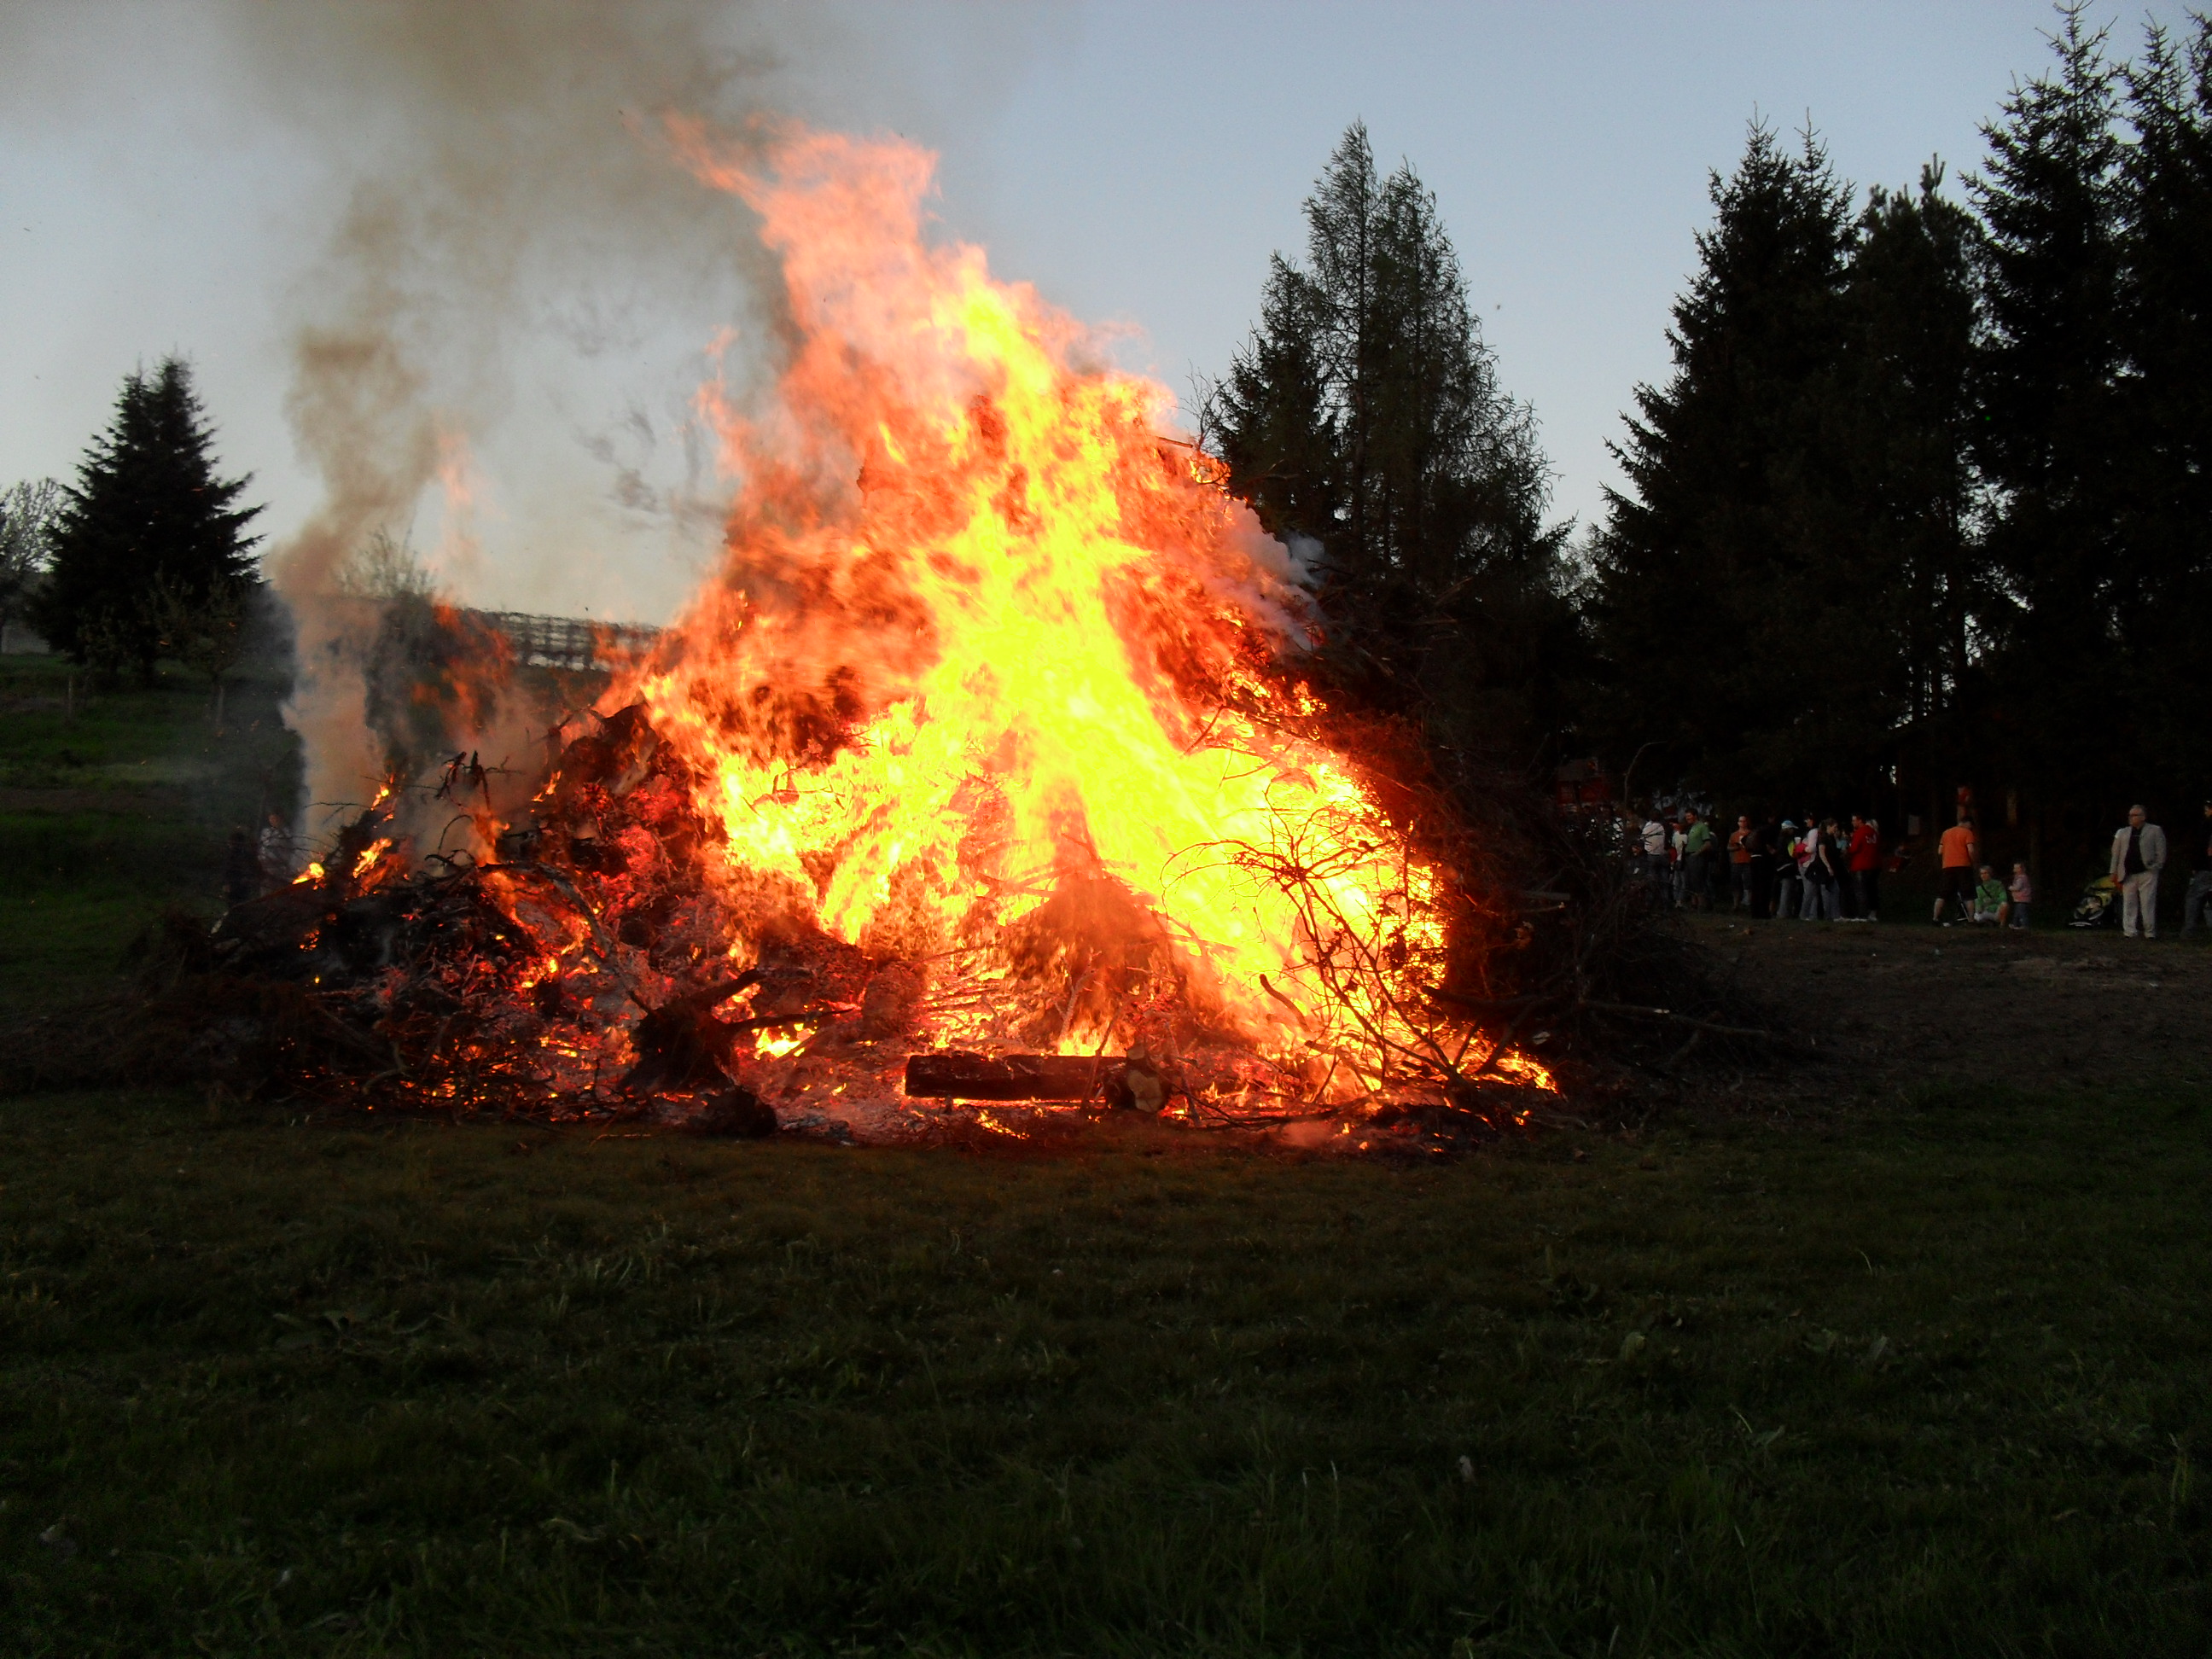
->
<box><xmin>1846</xmin><ymin>814</ymin><xmax>1883</xmax><ymax>922</ymax></box>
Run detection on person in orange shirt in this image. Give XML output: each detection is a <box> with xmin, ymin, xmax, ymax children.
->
<box><xmin>1933</xmin><ymin>810</ymin><xmax>1977</xmax><ymax>926</ymax></box>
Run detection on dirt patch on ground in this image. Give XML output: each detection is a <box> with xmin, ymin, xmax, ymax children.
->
<box><xmin>1680</xmin><ymin>913</ymin><xmax>2212</xmax><ymax>1097</ymax></box>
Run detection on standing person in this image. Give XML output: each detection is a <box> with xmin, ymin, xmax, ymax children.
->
<box><xmin>1640</xmin><ymin>808</ymin><xmax>1669</xmax><ymax>894</ymax></box>
<box><xmin>2180</xmin><ymin>801</ymin><xmax>2212</xmax><ymax>937</ymax></box>
<box><xmin>2109</xmin><ymin>804</ymin><xmax>2168</xmax><ymax>940</ymax></box>
<box><xmin>1796</xmin><ymin>818</ymin><xmax>1813</xmax><ymax>924</ymax></box>
<box><xmin>1751</xmin><ymin>813</ymin><xmax>1779</xmax><ymax>918</ymax></box>
<box><xmin>1727</xmin><ymin>815</ymin><xmax>1756</xmax><ymax>911</ymax></box>
<box><xmin>1669</xmin><ymin>817</ymin><xmax>1689</xmax><ymax>908</ymax></box>
<box><xmin>1682</xmin><ymin>809</ymin><xmax>1714</xmax><ymax>911</ymax></box>
<box><xmin>1848</xmin><ymin>814</ymin><xmax>1882</xmax><ymax>922</ymax></box>
<box><xmin>1804</xmin><ymin>817</ymin><xmax>1842</xmax><ymax>921</ymax></box>
<box><xmin>1772</xmin><ymin>821</ymin><xmax>1802</xmax><ymax>920</ymax></box>
<box><xmin>2008</xmin><ymin>862</ymin><xmax>2033</xmax><ymax>929</ymax></box>
<box><xmin>1933</xmin><ymin>810</ymin><xmax>1978</xmax><ymax>926</ymax></box>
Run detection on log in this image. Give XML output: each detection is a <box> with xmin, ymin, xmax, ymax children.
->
<box><xmin>904</xmin><ymin>1051</ymin><xmax>1114</xmax><ymax>1102</ymax></box>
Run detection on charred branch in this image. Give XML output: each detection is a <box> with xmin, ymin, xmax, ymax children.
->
<box><xmin>904</xmin><ymin>1051</ymin><xmax>1168</xmax><ymax>1110</ymax></box>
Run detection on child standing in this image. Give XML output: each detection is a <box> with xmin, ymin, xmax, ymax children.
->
<box><xmin>2008</xmin><ymin>862</ymin><xmax>2032</xmax><ymax>929</ymax></box>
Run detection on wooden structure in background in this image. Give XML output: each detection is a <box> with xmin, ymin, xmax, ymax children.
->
<box><xmin>473</xmin><ymin>611</ymin><xmax>660</xmax><ymax>674</ymax></box>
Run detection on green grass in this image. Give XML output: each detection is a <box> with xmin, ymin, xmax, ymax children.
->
<box><xmin>2</xmin><ymin>1084</ymin><xmax>2209</xmax><ymax>1656</ymax></box>
<box><xmin>0</xmin><ymin>655</ymin><xmax>293</xmax><ymax>798</ymax></box>
<box><xmin>3</xmin><ymin>651</ymin><xmax>2209</xmax><ymax>1653</ymax></box>
<box><xmin>0</xmin><ymin>654</ymin><xmax>300</xmax><ymax>1006</ymax></box>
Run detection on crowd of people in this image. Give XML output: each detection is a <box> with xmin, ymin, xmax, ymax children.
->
<box><xmin>1633</xmin><ymin>798</ymin><xmax>2212</xmax><ymax>937</ymax></box>
<box><xmin>1638</xmin><ymin>807</ymin><xmax>1901</xmax><ymax>923</ymax></box>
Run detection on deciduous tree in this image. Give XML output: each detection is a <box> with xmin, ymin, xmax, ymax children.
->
<box><xmin>0</xmin><ymin>478</ymin><xmax>61</xmax><ymax>643</ymax></box>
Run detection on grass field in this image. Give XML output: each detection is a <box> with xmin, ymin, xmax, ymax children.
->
<box><xmin>0</xmin><ymin>653</ymin><xmax>298</xmax><ymax>1010</ymax></box>
<box><xmin>3</xmin><ymin>661</ymin><xmax>2210</xmax><ymax>1655</ymax></box>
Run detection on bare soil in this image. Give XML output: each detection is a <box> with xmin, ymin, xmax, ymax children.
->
<box><xmin>1683</xmin><ymin>912</ymin><xmax>2212</xmax><ymax>1097</ymax></box>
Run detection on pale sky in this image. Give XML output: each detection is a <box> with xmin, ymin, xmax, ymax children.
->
<box><xmin>0</xmin><ymin>2</ymin><xmax>2190</xmax><ymax>624</ymax></box>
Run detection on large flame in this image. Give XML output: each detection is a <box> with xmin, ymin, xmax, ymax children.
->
<box><xmin>582</xmin><ymin>123</ymin><xmax>1545</xmax><ymax>1093</ymax></box>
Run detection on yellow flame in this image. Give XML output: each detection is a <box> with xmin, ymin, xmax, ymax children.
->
<box><xmin>616</xmin><ymin>124</ymin><xmax>1545</xmax><ymax>1092</ymax></box>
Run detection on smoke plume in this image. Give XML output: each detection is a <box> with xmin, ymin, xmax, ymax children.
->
<box><xmin>202</xmin><ymin>3</ymin><xmax>830</xmax><ymax>832</ymax></box>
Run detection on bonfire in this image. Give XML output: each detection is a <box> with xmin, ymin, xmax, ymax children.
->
<box><xmin>204</xmin><ymin>127</ymin><xmax>1565</xmax><ymax>1145</ymax></box>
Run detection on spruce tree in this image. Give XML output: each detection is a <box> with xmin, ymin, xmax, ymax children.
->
<box><xmin>2116</xmin><ymin>15</ymin><xmax>2212</xmax><ymax>789</ymax></box>
<box><xmin>1587</xmin><ymin>120</ymin><xmax>1864</xmax><ymax>801</ymax></box>
<box><xmin>36</xmin><ymin>358</ymin><xmax>262</xmax><ymax>680</ymax></box>
<box><xmin>1842</xmin><ymin>164</ymin><xmax>1982</xmax><ymax>817</ymax></box>
<box><xmin>1966</xmin><ymin>5</ymin><xmax>2123</xmax><ymax>842</ymax></box>
<box><xmin>1205</xmin><ymin>123</ymin><xmax>1569</xmax><ymax>767</ymax></box>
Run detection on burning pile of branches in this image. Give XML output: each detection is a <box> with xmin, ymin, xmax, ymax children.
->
<box><xmin>0</xmin><ymin>127</ymin><xmax>1785</xmax><ymax>1149</ymax></box>
<box><xmin>17</xmin><ymin>696</ymin><xmax>1766</xmax><ymax>1151</ymax></box>
<box><xmin>118</xmin><ymin>688</ymin><xmax>1568</xmax><ymax>1144</ymax></box>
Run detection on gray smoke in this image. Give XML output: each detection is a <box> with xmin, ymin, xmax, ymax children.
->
<box><xmin>0</xmin><ymin>1</ymin><xmax>1045</xmax><ymax>845</ymax></box>
<box><xmin>213</xmin><ymin>3</ymin><xmax>825</xmax><ymax>832</ymax></box>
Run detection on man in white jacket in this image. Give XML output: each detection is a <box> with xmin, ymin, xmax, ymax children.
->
<box><xmin>2110</xmin><ymin>805</ymin><xmax>2168</xmax><ymax>939</ymax></box>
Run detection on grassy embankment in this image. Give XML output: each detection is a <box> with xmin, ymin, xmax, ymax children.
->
<box><xmin>0</xmin><ymin>652</ymin><xmax>299</xmax><ymax>1009</ymax></box>
<box><xmin>3</xmin><ymin>657</ymin><xmax>2209</xmax><ymax>1656</ymax></box>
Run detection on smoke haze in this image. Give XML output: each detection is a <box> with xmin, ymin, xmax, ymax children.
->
<box><xmin>225</xmin><ymin>3</ymin><xmax>800</xmax><ymax>821</ymax></box>
<box><xmin>3</xmin><ymin>0</ymin><xmax>1045</xmax><ymax>826</ymax></box>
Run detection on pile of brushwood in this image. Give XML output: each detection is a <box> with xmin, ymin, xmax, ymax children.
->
<box><xmin>0</xmin><ymin>703</ymin><xmax>1795</xmax><ymax>1132</ymax></box>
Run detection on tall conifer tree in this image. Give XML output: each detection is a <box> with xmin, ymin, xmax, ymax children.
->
<box><xmin>1842</xmin><ymin>165</ymin><xmax>1982</xmax><ymax>815</ymax></box>
<box><xmin>36</xmin><ymin>358</ymin><xmax>262</xmax><ymax>680</ymax></box>
<box><xmin>1587</xmin><ymin>121</ymin><xmax>1865</xmax><ymax>800</ymax></box>
<box><xmin>1967</xmin><ymin>5</ymin><xmax>2123</xmax><ymax>841</ymax></box>
<box><xmin>2116</xmin><ymin>15</ymin><xmax>2212</xmax><ymax>788</ymax></box>
<box><xmin>1206</xmin><ymin>123</ymin><xmax>1569</xmax><ymax>767</ymax></box>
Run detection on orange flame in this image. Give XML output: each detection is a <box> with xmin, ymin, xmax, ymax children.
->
<box><xmin>594</xmin><ymin>124</ymin><xmax>1548</xmax><ymax>1095</ymax></box>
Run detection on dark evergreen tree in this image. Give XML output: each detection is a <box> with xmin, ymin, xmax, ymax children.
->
<box><xmin>1586</xmin><ymin>121</ymin><xmax>1868</xmax><ymax>801</ymax></box>
<box><xmin>1966</xmin><ymin>5</ymin><xmax>2123</xmax><ymax>850</ymax></box>
<box><xmin>1205</xmin><ymin>123</ymin><xmax>1571</xmax><ymax>767</ymax></box>
<box><xmin>1842</xmin><ymin>164</ymin><xmax>1983</xmax><ymax>822</ymax></box>
<box><xmin>2116</xmin><ymin>15</ymin><xmax>2212</xmax><ymax>791</ymax></box>
<box><xmin>34</xmin><ymin>358</ymin><xmax>262</xmax><ymax>680</ymax></box>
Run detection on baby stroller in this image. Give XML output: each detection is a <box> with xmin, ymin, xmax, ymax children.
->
<box><xmin>2069</xmin><ymin>874</ymin><xmax>2119</xmax><ymax>929</ymax></box>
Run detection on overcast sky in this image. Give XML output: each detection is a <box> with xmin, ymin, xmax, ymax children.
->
<box><xmin>0</xmin><ymin>1</ymin><xmax>2192</xmax><ymax>624</ymax></box>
